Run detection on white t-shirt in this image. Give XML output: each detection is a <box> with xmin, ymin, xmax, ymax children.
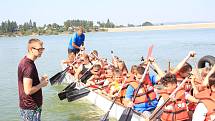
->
<box><xmin>192</xmin><ymin>103</ymin><xmax>208</xmax><ymax>121</ymax></box>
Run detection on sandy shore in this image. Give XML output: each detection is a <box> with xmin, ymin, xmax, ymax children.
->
<box><xmin>107</xmin><ymin>22</ymin><xmax>215</xmax><ymax>32</ymax></box>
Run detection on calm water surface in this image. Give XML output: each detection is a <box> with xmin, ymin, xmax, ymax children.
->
<box><xmin>0</xmin><ymin>29</ymin><xmax>215</xmax><ymax>121</ymax></box>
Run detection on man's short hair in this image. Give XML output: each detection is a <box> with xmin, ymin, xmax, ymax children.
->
<box><xmin>77</xmin><ymin>26</ymin><xmax>84</xmax><ymax>32</ymax></box>
<box><xmin>27</xmin><ymin>38</ymin><xmax>43</xmax><ymax>51</ymax></box>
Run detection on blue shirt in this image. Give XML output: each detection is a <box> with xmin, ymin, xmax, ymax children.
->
<box><xmin>149</xmin><ymin>74</ymin><xmax>157</xmax><ymax>85</ymax></box>
<box><xmin>125</xmin><ymin>85</ymin><xmax>158</xmax><ymax>113</ymax></box>
<box><xmin>68</xmin><ymin>32</ymin><xmax>85</xmax><ymax>50</ymax></box>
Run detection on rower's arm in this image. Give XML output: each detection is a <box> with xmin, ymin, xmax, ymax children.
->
<box><xmin>74</xmin><ymin>65</ymin><xmax>83</xmax><ymax>80</ymax></box>
<box><xmin>186</xmin><ymin>93</ymin><xmax>199</xmax><ymax>103</ymax></box>
<box><xmin>190</xmin><ymin>77</ymin><xmax>200</xmax><ymax>95</ymax></box>
<box><xmin>171</xmin><ymin>51</ymin><xmax>195</xmax><ymax>74</ymax></box>
<box><xmin>124</xmin><ymin>85</ymin><xmax>134</xmax><ymax>106</ymax></box>
<box><xmin>150</xmin><ymin>60</ymin><xmax>165</xmax><ymax>81</ymax></box>
<box><xmin>72</xmin><ymin>42</ymin><xmax>81</xmax><ymax>49</ymax></box>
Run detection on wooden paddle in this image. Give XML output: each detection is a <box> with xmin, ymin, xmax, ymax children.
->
<box><xmin>149</xmin><ymin>75</ymin><xmax>191</xmax><ymax>120</ymax></box>
<box><xmin>100</xmin><ymin>78</ymin><xmax>127</xmax><ymax>121</ymax></box>
<box><xmin>119</xmin><ymin>62</ymin><xmax>150</xmax><ymax>121</ymax></box>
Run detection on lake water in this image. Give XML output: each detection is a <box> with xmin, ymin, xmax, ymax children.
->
<box><xmin>0</xmin><ymin>29</ymin><xmax>215</xmax><ymax>121</ymax></box>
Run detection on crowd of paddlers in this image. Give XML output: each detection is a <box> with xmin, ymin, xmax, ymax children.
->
<box><xmin>59</xmin><ymin>49</ymin><xmax>215</xmax><ymax>121</ymax></box>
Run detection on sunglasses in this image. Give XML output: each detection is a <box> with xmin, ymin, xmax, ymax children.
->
<box><xmin>32</xmin><ymin>47</ymin><xmax>45</xmax><ymax>52</ymax></box>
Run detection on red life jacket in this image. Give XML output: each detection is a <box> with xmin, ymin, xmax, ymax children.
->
<box><xmin>130</xmin><ymin>74</ymin><xmax>157</xmax><ymax>104</ymax></box>
<box><xmin>159</xmin><ymin>89</ymin><xmax>189</xmax><ymax>121</ymax></box>
<box><xmin>195</xmin><ymin>89</ymin><xmax>215</xmax><ymax>121</ymax></box>
<box><xmin>89</xmin><ymin>74</ymin><xmax>104</xmax><ymax>88</ymax></box>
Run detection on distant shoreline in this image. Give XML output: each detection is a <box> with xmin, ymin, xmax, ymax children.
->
<box><xmin>107</xmin><ymin>22</ymin><xmax>215</xmax><ymax>32</ymax></box>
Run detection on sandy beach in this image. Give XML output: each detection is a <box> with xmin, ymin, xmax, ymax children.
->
<box><xmin>107</xmin><ymin>22</ymin><xmax>215</xmax><ymax>32</ymax></box>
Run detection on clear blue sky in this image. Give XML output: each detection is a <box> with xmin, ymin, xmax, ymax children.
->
<box><xmin>0</xmin><ymin>0</ymin><xmax>214</xmax><ymax>26</ymax></box>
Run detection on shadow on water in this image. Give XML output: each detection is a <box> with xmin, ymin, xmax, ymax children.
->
<box><xmin>42</xmin><ymin>85</ymin><xmax>116</xmax><ymax>121</ymax></box>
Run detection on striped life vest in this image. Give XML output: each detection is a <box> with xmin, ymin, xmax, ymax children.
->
<box><xmin>130</xmin><ymin>74</ymin><xmax>157</xmax><ymax>104</ymax></box>
<box><xmin>195</xmin><ymin>89</ymin><xmax>215</xmax><ymax>121</ymax></box>
<box><xmin>159</xmin><ymin>89</ymin><xmax>189</xmax><ymax>121</ymax></box>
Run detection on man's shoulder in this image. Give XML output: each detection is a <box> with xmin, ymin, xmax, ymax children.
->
<box><xmin>18</xmin><ymin>56</ymin><xmax>34</xmax><ymax>69</ymax></box>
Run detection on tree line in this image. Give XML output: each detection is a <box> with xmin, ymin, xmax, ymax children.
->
<box><xmin>0</xmin><ymin>19</ymin><xmax>153</xmax><ymax>36</ymax></box>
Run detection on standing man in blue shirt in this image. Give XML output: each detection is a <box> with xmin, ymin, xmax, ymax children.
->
<box><xmin>68</xmin><ymin>26</ymin><xmax>85</xmax><ymax>55</ymax></box>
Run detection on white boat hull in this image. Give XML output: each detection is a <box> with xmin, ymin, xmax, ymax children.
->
<box><xmin>86</xmin><ymin>91</ymin><xmax>146</xmax><ymax>121</ymax></box>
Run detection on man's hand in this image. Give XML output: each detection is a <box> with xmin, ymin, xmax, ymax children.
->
<box><xmin>80</xmin><ymin>46</ymin><xmax>85</xmax><ymax>51</ymax></box>
<box><xmin>40</xmin><ymin>75</ymin><xmax>48</xmax><ymax>87</ymax></box>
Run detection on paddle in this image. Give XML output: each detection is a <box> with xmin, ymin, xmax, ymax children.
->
<box><xmin>111</xmin><ymin>50</ymin><xmax>118</xmax><ymax>64</ymax></box>
<box><xmin>49</xmin><ymin>67</ymin><xmax>69</xmax><ymax>85</ymax></box>
<box><xmin>147</xmin><ymin>45</ymin><xmax>154</xmax><ymax>60</ymax></box>
<box><xmin>49</xmin><ymin>51</ymin><xmax>82</xmax><ymax>85</ymax></box>
<box><xmin>100</xmin><ymin>78</ymin><xmax>127</xmax><ymax>121</ymax></box>
<box><xmin>141</xmin><ymin>56</ymin><xmax>158</xmax><ymax>74</ymax></box>
<box><xmin>149</xmin><ymin>75</ymin><xmax>191</xmax><ymax>120</ymax></box>
<box><xmin>66</xmin><ymin>80</ymin><xmax>106</xmax><ymax>102</ymax></box>
<box><xmin>119</xmin><ymin>62</ymin><xmax>150</xmax><ymax>121</ymax></box>
<box><xmin>58</xmin><ymin>60</ymin><xmax>99</xmax><ymax>100</ymax></box>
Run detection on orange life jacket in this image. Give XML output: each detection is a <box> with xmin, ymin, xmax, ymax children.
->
<box><xmin>130</xmin><ymin>74</ymin><xmax>157</xmax><ymax>104</ymax></box>
<box><xmin>159</xmin><ymin>89</ymin><xmax>189</xmax><ymax>121</ymax></box>
<box><xmin>195</xmin><ymin>89</ymin><xmax>215</xmax><ymax>121</ymax></box>
<box><xmin>119</xmin><ymin>74</ymin><xmax>135</xmax><ymax>98</ymax></box>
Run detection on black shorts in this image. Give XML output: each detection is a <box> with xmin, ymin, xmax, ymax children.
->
<box><xmin>68</xmin><ymin>48</ymin><xmax>80</xmax><ymax>55</ymax></box>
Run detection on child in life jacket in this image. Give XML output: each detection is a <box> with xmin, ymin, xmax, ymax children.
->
<box><xmin>85</xmin><ymin>64</ymin><xmax>104</xmax><ymax>89</ymax></box>
<box><xmin>120</xmin><ymin>65</ymin><xmax>139</xmax><ymax>104</ymax></box>
<box><xmin>108</xmin><ymin>69</ymin><xmax>124</xmax><ymax>98</ymax></box>
<box><xmin>156</xmin><ymin>73</ymin><xmax>199</xmax><ymax>121</ymax></box>
<box><xmin>124</xmin><ymin>66</ymin><xmax>158</xmax><ymax>115</ymax></box>
<box><xmin>102</xmin><ymin>66</ymin><xmax>115</xmax><ymax>95</ymax></box>
<box><xmin>192</xmin><ymin>65</ymin><xmax>215</xmax><ymax>121</ymax></box>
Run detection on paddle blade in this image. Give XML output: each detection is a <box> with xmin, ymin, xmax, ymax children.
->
<box><xmin>56</xmin><ymin>71</ymin><xmax>67</xmax><ymax>84</ymax></box>
<box><xmin>146</xmin><ymin>44</ymin><xmax>154</xmax><ymax>59</ymax></box>
<box><xmin>119</xmin><ymin>108</ymin><xmax>133</xmax><ymax>121</ymax></box>
<box><xmin>67</xmin><ymin>88</ymin><xmax>90</xmax><ymax>102</ymax></box>
<box><xmin>49</xmin><ymin>67</ymin><xmax>69</xmax><ymax>85</ymax></box>
<box><xmin>49</xmin><ymin>70</ymin><xmax>64</xmax><ymax>85</ymax></box>
<box><xmin>100</xmin><ymin>112</ymin><xmax>110</xmax><ymax>121</ymax></box>
<box><xmin>58</xmin><ymin>82</ymin><xmax>76</xmax><ymax>100</ymax></box>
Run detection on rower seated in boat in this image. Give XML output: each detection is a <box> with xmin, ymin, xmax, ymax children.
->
<box><xmin>193</xmin><ymin>71</ymin><xmax>215</xmax><ymax>121</ymax></box>
<box><xmin>156</xmin><ymin>73</ymin><xmax>199</xmax><ymax>121</ymax></box>
<box><xmin>124</xmin><ymin>66</ymin><xmax>158</xmax><ymax>114</ymax></box>
<box><xmin>108</xmin><ymin>69</ymin><xmax>124</xmax><ymax>98</ymax></box>
<box><xmin>86</xmin><ymin>64</ymin><xmax>105</xmax><ymax>90</ymax></box>
<box><xmin>75</xmin><ymin>54</ymin><xmax>93</xmax><ymax>81</ymax></box>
